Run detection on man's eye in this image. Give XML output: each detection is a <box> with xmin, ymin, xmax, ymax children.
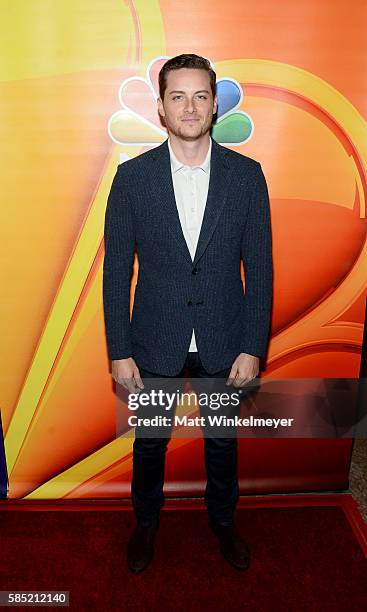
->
<box><xmin>172</xmin><ymin>95</ymin><xmax>183</xmax><ymax>100</ymax></box>
<box><xmin>197</xmin><ymin>95</ymin><xmax>208</xmax><ymax>99</ymax></box>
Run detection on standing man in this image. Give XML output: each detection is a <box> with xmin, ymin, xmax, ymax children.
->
<box><xmin>103</xmin><ymin>54</ymin><xmax>273</xmax><ymax>573</ymax></box>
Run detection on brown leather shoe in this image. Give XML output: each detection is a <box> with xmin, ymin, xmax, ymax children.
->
<box><xmin>209</xmin><ymin>521</ymin><xmax>250</xmax><ymax>571</ymax></box>
<box><xmin>127</xmin><ymin>522</ymin><xmax>159</xmax><ymax>573</ymax></box>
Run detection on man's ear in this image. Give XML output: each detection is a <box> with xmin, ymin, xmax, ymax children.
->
<box><xmin>157</xmin><ymin>97</ymin><xmax>165</xmax><ymax>118</ymax></box>
<box><xmin>213</xmin><ymin>95</ymin><xmax>218</xmax><ymax>115</ymax></box>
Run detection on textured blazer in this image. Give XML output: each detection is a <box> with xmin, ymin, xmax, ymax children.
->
<box><xmin>103</xmin><ymin>137</ymin><xmax>273</xmax><ymax>375</ymax></box>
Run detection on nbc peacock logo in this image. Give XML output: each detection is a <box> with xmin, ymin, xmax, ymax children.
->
<box><xmin>108</xmin><ymin>56</ymin><xmax>253</xmax><ymax>153</ymax></box>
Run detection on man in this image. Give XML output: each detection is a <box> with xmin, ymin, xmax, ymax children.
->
<box><xmin>103</xmin><ymin>54</ymin><xmax>273</xmax><ymax>573</ymax></box>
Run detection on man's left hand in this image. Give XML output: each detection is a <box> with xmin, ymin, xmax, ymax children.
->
<box><xmin>226</xmin><ymin>353</ymin><xmax>259</xmax><ymax>388</ymax></box>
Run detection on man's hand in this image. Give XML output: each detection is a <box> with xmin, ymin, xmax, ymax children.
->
<box><xmin>226</xmin><ymin>353</ymin><xmax>259</xmax><ymax>388</ymax></box>
<box><xmin>111</xmin><ymin>357</ymin><xmax>145</xmax><ymax>393</ymax></box>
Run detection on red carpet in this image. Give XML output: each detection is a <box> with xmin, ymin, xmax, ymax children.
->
<box><xmin>0</xmin><ymin>495</ymin><xmax>366</xmax><ymax>611</ymax></box>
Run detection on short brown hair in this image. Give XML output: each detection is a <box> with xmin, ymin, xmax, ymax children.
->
<box><xmin>158</xmin><ymin>54</ymin><xmax>216</xmax><ymax>100</ymax></box>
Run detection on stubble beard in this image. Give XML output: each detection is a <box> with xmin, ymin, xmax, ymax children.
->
<box><xmin>169</xmin><ymin>119</ymin><xmax>212</xmax><ymax>142</ymax></box>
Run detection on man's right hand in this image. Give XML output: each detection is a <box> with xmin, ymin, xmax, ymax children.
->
<box><xmin>111</xmin><ymin>357</ymin><xmax>145</xmax><ymax>393</ymax></box>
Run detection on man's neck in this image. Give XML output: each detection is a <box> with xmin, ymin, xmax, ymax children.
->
<box><xmin>168</xmin><ymin>133</ymin><xmax>211</xmax><ymax>167</ymax></box>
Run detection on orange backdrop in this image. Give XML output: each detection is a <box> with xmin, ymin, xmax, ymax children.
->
<box><xmin>1</xmin><ymin>0</ymin><xmax>366</xmax><ymax>498</ymax></box>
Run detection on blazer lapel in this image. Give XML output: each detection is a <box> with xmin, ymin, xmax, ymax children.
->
<box><xmin>193</xmin><ymin>138</ymin><xmax>230</xmax><ymax>265</ymax></box>
<box><xmin>149</xmin><ymin>139</ymin><xmax>193</xmax><ymax>265</ymax></box>
<box><xmin>149</xmin><ymin>137</ymin><xmax>231</xmax><ymax>266</ymax></box>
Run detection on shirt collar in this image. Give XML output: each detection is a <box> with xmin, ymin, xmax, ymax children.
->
<box><xmin>167</xmin><ymin>138</ymin><xmax>212</xmax><ymax>174</ymax></box>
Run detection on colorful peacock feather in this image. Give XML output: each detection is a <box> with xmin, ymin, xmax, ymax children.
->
<box><xmin>108</xmin><ymin>56</ymin><xmax>253</xmax><ymax>147</ymax></box>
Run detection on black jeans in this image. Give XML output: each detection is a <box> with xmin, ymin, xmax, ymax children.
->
<box><xmin>131</xmin><ymin>352</ymin><xmax>239</xmax><ymax>527</ymax></box>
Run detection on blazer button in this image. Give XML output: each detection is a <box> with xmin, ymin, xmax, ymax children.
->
<box><xmin>187</xmin><ymin>300</ymin><xmax>193</xmax><ymax>306</ymax></box>
<box><xmin>192</xmin><ymin>267</ymin><xmax>198</xmax><ymax>275</ymax></box>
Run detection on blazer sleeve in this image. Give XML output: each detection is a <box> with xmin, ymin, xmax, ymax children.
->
<box><xmin>239</xmin><ymin>162</ymin><xmax>273</xmax><ymax>358</ymax></box>
<box><xmin>102</xmin><ymin>164</ymin><xmax>135</xmax><ymax>360</ymax></box>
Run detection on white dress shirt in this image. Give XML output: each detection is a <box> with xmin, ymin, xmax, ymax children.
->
<box><xmin>167</xmin><ymin>138</ymin><xmax>212</xmax><ymax>352</ymax></box>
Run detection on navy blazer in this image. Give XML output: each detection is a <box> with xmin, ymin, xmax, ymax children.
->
<box><xmin>103</xmin><ymin>137</ymin><xmax>273</xmax><ymax>375</ymax></box>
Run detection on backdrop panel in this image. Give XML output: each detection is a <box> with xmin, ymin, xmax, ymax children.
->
<box><xmin>1</xmin><ymin>0</ymin><xmax>366</xmax><ymax>498</ymax></box>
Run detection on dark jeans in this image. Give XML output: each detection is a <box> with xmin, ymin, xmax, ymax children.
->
<box><xmin>131</xmin><ymin>352</ymin><xmax>239</xmax><ymax>527</ymax></box>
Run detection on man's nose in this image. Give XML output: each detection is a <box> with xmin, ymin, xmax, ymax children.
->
<box><xmin>184</xmin><ymin>98</ymin><xmax>196</xmax><ymax>113</ymax></box>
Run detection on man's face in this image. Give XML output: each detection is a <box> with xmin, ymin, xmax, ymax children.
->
<box><xmin>158</xmin><ymin>68</ymin><xmax>217</xmax><ymax>141</ymax></box>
